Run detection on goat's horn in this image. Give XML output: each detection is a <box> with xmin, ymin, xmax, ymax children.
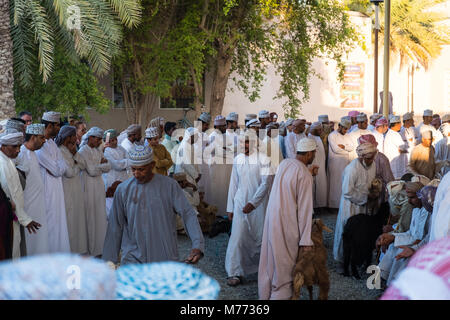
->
<box><xmin>323</xmin><ymin>225</ymin><xmax>332</xmax><ymax>233</ymax></box>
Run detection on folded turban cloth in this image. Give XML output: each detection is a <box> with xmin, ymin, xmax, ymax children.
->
<box><xmin>86</xmin><ymin>127</ymin><xmax>104</xmax><ymax>139</ymax></box>
<box><xmin>387</xmin><ymin>181</ymin><xmax>408</xmax><ymax>207</ymax></box>
<box><xmin>318</xmin><ymin>115</ymin><xmax>329</xmax><ymax>123</ymax></box>
<box><xmin>0</xmin><ymin>132</ymin><xmax>24</xmax><ymax>146</ymax></box>
<box><xmin>380</xmin><ymin>236</ymin><xmax>450</xmax><ymax>300</ymax></box>
<box><xmin>348</xmin><ymin>111</ymin><xmax>359</xmax><ymax>118</ymax></box>
<box><xmin>198</xmin><ymin>112</ymin><xmax>211</xmax><ymax>123</ymax></box>
<box><xmin>26</xmin><ymin>124</ymin><xmax>45</xmax><ymax>136</ymax></box>
<box><xmin>403</xmin><ymin>112</ymin><xmax>413</xmax><ymax>121</ymax></box>
<box><xmin>103</xmin><ymin>129</ymin><xmax>118</xmax><ymax>141</ymax></box>
<box><xmin>115</xmin><ymin>261</ymin><xmax>220</xmax><ymax>300</ymax></box>
<box><xmin>55</xmin><ymin>125</ymin><xmax>76</xmax><ymax>146</ymax></box>
<box><xmin>357</xmin><ymin>113</ymin><xmax>368</xmax><ymax>122</ymax></box>
<box><xmin>145</xmin><ymin>127</ymin><xmax>159</xmax><ymax>139</ymax></box>
<box><xmin>423</xmin><ymin>109</ymin><xmax>433</xmax><ymax>117</ymax></box>
<box><xmin>375</xmin><ymin>117</ymin><xmax>388</xmax><ymax>127</ymax></box>
<box><xmin>246</xmin><ymin>119</ymin><xmax>261</xmax><ymax>128</ymax></box>
<box><xmin>417</xmin><ymin>185</ymin><xmax>437</xmax><ymax>213</ymax></box>
<box><xmin>173</xmin><ymin>172</ymin><xmax>187</xmax><ymax>182</ymax></box>
<box><xmin>411</xmin><ymin>175</ymin><xmax>431</xmax><ymax>186</ymax></box>
<box><xmin>405</xmin><ymin>181</ymin><xmax>424</xmax><ymax>193</ymax></box>
<box><xmin>297</xmin><ymin>138</ymin><xmax>317</xmax><ymax>152</ymax></box>
<box><xmin>6</xmin><ymin>119</ymin><xmax>25</xmax><ymax>132</ymax></box>
<box><xmin>258</xmin><ymin>110</ymin><xmax>270</xmax><ymax>119</ymax></box>
<box><xmin>226</xmin><ymin>112</ymin><xmax>238</xmax><ymax>122</ymax></box>
<box><xmin>214</xmin><ymin>115</ymin><xmax>226</xmax><ymax>126</ymax></box>
<box><xmin>126</xmin><ymin>124</ymin><xmax>141</xmax><ymax>135</ymax></box>
<box><xmin>245</xmin><ymin>114</ymin><xmax>257</xmax><ymax>121</ymax></box>
<box><xmin>356</xmin><ymin>142</ymin><xmax>377</xmax><ymax>158</ymax></box>
<box><xmin>309</xmin><ymin>121</ymin><xmax>322</xmax><ymax>131</ymax></box>
<box><xmin>370</xmin><ymin>113</ymin><xmax>382</xmax><ymax>122</ymax></box>
<box><xmin>42</xmin><ymin>111</ymin><xmax>61</xmax><ymax>123</ymax></box>
<box><xmin>0</xmin><ymin>253</ymin><xmax>116</xmax><ymax>300</ymax></box>
<box><xmin>421</xmin><ymin>130</ymin><xmax>433</xmax><ymax>140</ymax></box>
<box><xmin>128</xmin><ymin>145</ymin><xmax>154</xmax><ymax>166</ymax></box>
<box><xmin>149</xmin><ymin>117</ymin><xmax>164</xmax><ymax>130</ymax></box>
<box><xmin>358</xmin><ymin>134</ymin><xmax>378</xmax><ymax>147</ymax></box>
<box><xmin>339</xmin><ymin>116</ymin><xmax>352</xmax><ymax>129</ymax></box>
<box><xmin>390</xmin><ymin>115</ymin><xmax>401</xmax><ymax>124</ymax></box>
<box><xmin>285</xmin><ymin>118</ymin><xmax>295</xmax><ymax>126</ymax></box>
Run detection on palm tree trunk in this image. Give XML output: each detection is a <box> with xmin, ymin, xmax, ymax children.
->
<box><xmin>0</xmin><ymin>0</ymin><xmax>16</xmax><ymax>119</ymax></box>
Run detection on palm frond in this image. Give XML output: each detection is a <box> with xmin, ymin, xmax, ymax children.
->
<box><xmin>108</xmin><ymin>0</ymin><xmax>142</xmax><ymax>28</ymax></box>
<box><xmin>11</xmin><ymin>17</ymin><xmax>37</xmax><ymax>87</ymax></box>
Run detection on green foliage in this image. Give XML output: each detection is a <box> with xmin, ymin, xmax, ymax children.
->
<box><xmin>14</xmin><ymin>47</ymin><xmax>110</xmax><ymax>121</ymax></box>
<box><xmin>10</xmin><ymin>0</ymin><xmax>142</xmax><ymax>87</ymax></box>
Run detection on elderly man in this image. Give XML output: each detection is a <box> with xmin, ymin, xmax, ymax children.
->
<box><xmin>121</xmin><ymin>124</ymin><xmax>142</xmax><ymax>152</ymax></box>
<box><xmin>408</xmin><ymin>131</ymin><xmax>437</xmax><ymax>180</ymax></box>
<box><xmin>56</xmin><ymin>126</ymin><xmax>88</xmax><ymax>255</ymax></box>
<box><xmin>258</xmin><ymin>110</ymin><xmax>271</xmax><ymax>129</ymax></box>
<box><xmin>225</xmin><ymin>133</ymin><xmax>275</xmax><ymax>286</ymax></box>
<box><xmin>19</xmin><ymin>111</ymin><xmax>32</xmax><ymax>129</ymax></box>
<box><xmin>103</xmin><ymin>145</ymin><xmax>205</xmax><ymax>265</ymax></box>
<box><xmin>261</xmin><ymin>122</ymin><xmax>284</xmax><ymax>170</ymax></box>
<box><xmin>0</xmin><ymin>132</ymin><xmax>41</xmax><ymax>259</ymax></box>
<box><xmin>400</xmin><ymin>112</ymin><xmax>417</xmax><ymax>161</ymax></box>
<box><xmin>258</xmin><ymin>138</ymin><xmax>318</xmax><ymax>300</ymax></box>
<box><xmin>348</xmin><ymin>113</ymin><xmax>372</xmax><ymax>158</ymax></box>
<box><xmin>368</xmin><ymin>113</ymin><xmax>382</xmax><ymax>131</ymax></box>
<box><xmin>15</xmin><ymin>124</ymin><xmax>48</xmax><ymax>256</ymax></box>
<box><xmin>36</xmin><ymin>111</ymin><xmax>71</xmax><ymax>253</ymax></box>
<box><xmin>372</xmin><ymin>117</ymin><xmax>389</xmax><ymax>154</ymax></box>
<box><xmin>327</xmin><ymin>117</ymin><xmax>353</xmax><ymax>210</ymax></box>
<box><xmin>308</xmin><ymin>122</ymin><xmax>327</xmax><ymax>211</ymax></box>
<box><xmin>103</xmin><ymin>129</ymin><xmax>130</xmax><ymax>189</ymax></box>
<box><xmin>435</xmin><ymin>123</ymin><xmax>449</xmax><ymax>176</ymax></box>
<box><xmin>417</xmin><ymin>109</ymin><xmax>441</xmax><ymax>146</ymax></box>
<box><xmin>79</xmin><ymin>127</ymin><xmax>111</xmax><ymax>257</ymax></box>
<box><xmin>285</xmin><ymin>119</ymin><xmax>307</xmax><ymax>159</ymax></box>
<box><xmin>384</xmin><ymin>115</ymin><xmax>409</xmax><ymax>179</ymax></box>
<box><xmin>333</xmin><ymin>141</ymin><xmax>377</xmax><ymax>269</ymax></box>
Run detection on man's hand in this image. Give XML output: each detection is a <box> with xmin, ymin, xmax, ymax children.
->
<box><xmin>395</xmin><ymin>246</ymin><xmax>415</xmax><ymax>260</ymax></box>
<box><xmin>26</xmin><ymin>221</ymin><xmax>41</xmax><ymax>234</ymax></box>
<box><xmin>10</xmin><ymin>201</ymin><xmax>16</xmax><ymax>212</ymax></box>
<box><xmin>338</xmin><ymin>144</ymin><xmax>345</xmax><ymax>150</ymax></box>
<box><xmin>383</xmin><ymin>225</ymin><xmax>394</xmax><ymax>233</ymax></box>
<box><xmin>227</xmin><ymin>211</ymin><xmax>234</xmax><ymax>221</ymax></box>
<box><xmin>376</xmin><ymin>233</ymin><xmax>395</xmax><ymax>247</ymax></box>
<box><xmin>100</xmin><ymin>157</ymin><xmax>108</xmax><ymax>164</ymax></box>
<box><xmin>300</xmin><ymin>246</ymin><xmax>313</xmax><ymax>253</ymax></box>
<box><xmin>68</xmin><ymin>142</ymin><xmax>77</xmax><ymax>155</ymax></box>
<box><xmin>309</xmin><ymin>165</ymin><xmax>319</xmax><ymax>176</ymax></box>
<box><xmin>195</xmin><ymin>174</ymin><xmax>201</xmax><ymax>183</ymax></box>
<box><xmin>242</xmin><ymin>203</ymin><xmax>256</xmax><ymax>214</ymax></box>
<box><xmin>184</xmin><ymin>248</ymin><xmax>203</xmax><ymax>264</ymax></box>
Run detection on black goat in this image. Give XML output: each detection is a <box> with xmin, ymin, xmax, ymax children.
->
<box><xmin>342</xmin><ymin>201</ymin><xmax>390</xmax><ymax>279</ymax></box>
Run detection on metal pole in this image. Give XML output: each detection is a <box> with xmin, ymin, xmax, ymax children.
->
<box><xmin>407</xmin><ymin>65</ymin><xmax>410</xmax><ymax>112</ymax></box>
<box><xmin>411</xmin><ymin>65</ymin><xmax>414</xmax><ymax>113</ymax></box>
<box><xmin>374</xmin><ymin>4</ymin><xmax>379</xmax><ymax>114</ymax></box>
<box><xmin>383</xmin><ymin>0</ymin><xmax>391</xmax><ymax>118</ymax></box>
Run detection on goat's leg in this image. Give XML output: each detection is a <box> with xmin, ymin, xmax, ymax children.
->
<box><xmin>351</xmin><ymin>259</ymin><xmax>361</xmax><ymax>279</ymax></box>
<box><xmin>291</xmin><ymin>273</ymin><xmax>304</xmax><ymax>300</ymax></box>
<box><xmin>307</xmin><ymin>286</ymin><xmax>313</xmax><ymax>300</ymax></box>
<box><xmin>317</xmin><ymin>269</ymin><xmax>330</xmax><ymax>300</ymax></box>
<box><xmin>364</xmin><ymin>249</ymin><xmax>373</xmax><ymax>270</ymax></box>
<box><xmin>343</xmin><ymin>238</ymin><xmax>351</xmax><ymax>277</ymax></box>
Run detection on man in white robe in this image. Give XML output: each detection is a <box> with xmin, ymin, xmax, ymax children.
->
<box><xmin>333</xmin><ymin>142</ymin><xmax>377</xmax><ymax>268</ymax></box>
<box><xmin>260</xmin><ymin>122</ymin><xmax>284</xmax><ymax>170</ymax></box>
<box><xmin>308</xmin><ymin>122</ymin><xmax>328</xmax><ymax>210</ymax></box>
<box><xmin>372</xmin><ymin>117</ymin><xmax>389</xmax><ymax>154</ymax></box>
<box><xmin>430</xmin><ymin>171</ymin><xmax>450</xmax><ymax>241</ymax></box>
<box><xmin>78</xmin><ymin>127</ymin><xmax>111</xmax><ymax>257</ymax></box>
<box><xmin>103</xmin><ymin>145</ymin><xmax>205</xmax><ymax>265</ymax></box>
<box><xmin>225</xmin><ymin>133</ymin><xmax>275</xmax><ymax>286</ymax></box>
<box><xmin>0</xmin><ymin>132</ymin><xmax>41</xmax><ymax>259</ymax></box>
<box><xmin>56</xmin><ymin>125</ymin><xmax>89</xmax><ymax>255</ymax></box>
<box><xmin>384</xmin><ymin>115</ymin><xmax>409</xmax><ymax>179</ymax></box>
<box><xmin>327</xmin><ymin>117</ymin><xmax>353</xmax><ymax>209</ymax></box>
<box><xmin>258</xmin><ymin>138</ymin><xmax>318</xmax><ymax>300</ymax></box>
<box><xmin>285</xmin><ymin>119</ymin><xmax>306</xmax><ymax>159</ymax></box>
<box><xmin>417</xmin><ymin>109</ymin><xmax>442</xmax><ymax>146</ymax></box>
<box><xmin>368</xmin><ymin>113</ymin><xmax>382</xmax><ymax>131</ymax></box>
<box><xmin>15</xmin><ymin>124</ymin><xmax>49</xmax><ymax>256</ymax></box>
<box><xmin>258</xmin><ymin>110</ymin><xmax>271</xmax><ymax>130</ymax></box>
<box><xmin>347</xmin><ymin>111</ymin><xmax>360</xmax><ymax>133</ymax></box>
<box><xmin>36</xmin><ymin>111</ymin><xmax>71</xmax><ymax>253</ymax></box>
<box><xmin>400</xmin><ymin>112</ymin><xmax>417</xmax><ymax>161</ymax></box>
<box><xmin>435</xmin><ymin>123</ymin><xmax>450</xmax><ymax>176</ymax></box>
<box><xmin>102</xmin><ymin>129</ymin><xmax>130</xmax><ymax>190</ymax></box>
<box><xmin>120</xmin><ymin>124</ymin><xmax>142</xmax><ymax>152</ymax></box>
<box><xmin>348</xmin><ymin>113</ymin><xmax>372</xmax><ymax>159</ymax></box>
<box><xmin>196</xmin><ymin>112</ymin><xmax>213</xmax><ymax>203</ymax></box>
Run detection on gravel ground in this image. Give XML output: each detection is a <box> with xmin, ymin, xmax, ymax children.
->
<box><xmin>178</xmin><ymin>209</ymin><xmax>384</xmax><ymax>300</ymax></box>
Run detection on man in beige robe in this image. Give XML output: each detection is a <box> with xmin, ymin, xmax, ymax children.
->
<box><xmin>408</xmin><ymin>130</ymin><xmax>437</xmax><ymax>180</ymax></box>
<box><xmin>258</xmin><ymin>138</ymin><xmax>318</xmax><ymax>300</ymax></box>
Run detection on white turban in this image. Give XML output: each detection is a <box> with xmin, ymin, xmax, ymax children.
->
<box><xmin>245</xmin><ymin>114</ymin><xmax>257</xmax><ymax>121</ymax></box>
<box><xmin>258</xmin><ymin>110</ymin><xmax>270</xmax><ymax>119</ymax></box>
<box><xmin>296</xmin><ymin>137</ymin><xmax>317</xmax><ymax>152</ymax></box>
<box><xmin>226</xmin><ymin>112</ymin><xmax>239</xmax><ymax>122</ymax></box>
<box><xmin>0</xmin><ymin>132</ymin><xmax>24</xmax><ymax>146</ymax></box>
<box><xmin>42</xmin><ymin>111</ymin><xmax>61</xmax><ymax>123</ymax></box>
<box><xmin>356</xmin><ymin>143</ymin><xmax>377</xmax><ymax>158</ymax></box>
<box><xmin>128</xmin><ymin>145</ymin><xmax>154</xmax><ymax>167</ymax></box>
<box><xmin>145</xmin><ymin>127</ymin><xmax>159</xmax><ymax>139</ymax></box>
<box><xmin>309</xmin><ymin>122</ymin><xmax>323</xmax><ymax>131</ymax></box>
<box><xmin>126</xmin><ymin>124</ymin><xmax>142</xmax><ymax>135</ymax></box>
<box><xmin>246</xmin><ymin>119</ymin><xmax>261</xmax><ymax>128</ymax></box>
<box><xmin>423</xmin><ymin>109</ymin><xmax>433</xmax><ymax>117</ymax></box>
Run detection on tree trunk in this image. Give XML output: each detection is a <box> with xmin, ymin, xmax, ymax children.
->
<box><xmin>0</xmin><ymin>0</ymin><xmax>16</xmax><ymax>119</ymax></box>
<box><xmin>209</xmin><ymin>43</ymin><xmax>233</xmax><ymax>121</ymax></box>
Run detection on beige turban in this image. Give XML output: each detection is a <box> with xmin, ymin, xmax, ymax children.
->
<box><xmin>356</xmin><ymin>143</ymin><xmax>377</xmax><ymax>158</ymax></box>
<box><xmin>405</xmin><ymin>181</ymin><xmax>424</xmax><ymax>193</ymax></box>
<box><xmin>411</xmin><ymin>175</ymin><xmax>431</xmax><ymax>186</ymax></box>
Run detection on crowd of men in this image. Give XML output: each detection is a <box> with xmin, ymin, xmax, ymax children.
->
<box><xmin>0</xmin><ymin>108</ymin><xmax>449</xmax><ymax>300</ymax></box>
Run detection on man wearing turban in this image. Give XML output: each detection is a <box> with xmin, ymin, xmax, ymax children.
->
<box><xmin>408</xmin><ymin>130</ymin><xmax>438</xmax><ymax>180</ymax></box>
<box><xmin>333</xmin><ymin>138</ymin><xmax>377</xmax><ymax>270</ymax></box>
<box><xmin>102</xmin><ymin>129</ymin><xmax>131</xmax><ymax>190</ymax></box>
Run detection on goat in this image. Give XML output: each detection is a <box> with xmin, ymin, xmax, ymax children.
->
<box><xmin>292</xmin><ymin>219</ymin><xmax>332</xmax><ymax>300</ymax></box>
<box><xmin>342</xmin><ymin>201</ymin><xmax>390</xmax><ymax>279</ymax></box>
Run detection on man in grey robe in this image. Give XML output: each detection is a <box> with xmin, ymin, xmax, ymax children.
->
<box><xmin>102</xmin><ymin>145</ymin><xmax>205</xmax><ymax>265</ymax></box>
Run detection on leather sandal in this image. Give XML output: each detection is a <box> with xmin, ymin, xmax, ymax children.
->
<box><xmin>226</xmin><ymin>276</ymin><xmax>242</xmax><ymax>286</ymax></box>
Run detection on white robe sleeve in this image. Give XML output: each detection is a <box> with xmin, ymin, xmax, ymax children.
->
<box><xmin>104</xmin><ymin>148</ymin><xmax>129</xmax><ymax>171</ymax></box>
<box><xmin>249</xmin><ymin>167</ymin><xmax>274</xmax><ymax>208</ymax></box>
<box><xmin>285</xmin><ymin>134</ymin><xmax>296</xmax><ymax>159</ymax></box>
<box><xmin>37</xmin><ymin>144</ymin><xmax>67</xmax><ymax>178</ymax></box>
<box><xmin>329</xmin><ymin>133</ymin><xmax>352</xmax><ymax>155</ymax></box>
<box><xmin>298</xmin><ymin>173</ymin><xmax>314</xmax><ymax>246</ymax></box>
<box><xmin>226</xmin><ymin>160</ymin><xmax>239</xmax><ymax>213</ymax></box>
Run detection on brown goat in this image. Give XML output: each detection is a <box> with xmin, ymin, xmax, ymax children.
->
<box><xmin>292</xmin><ymin>219</ymin><xmax>332</xmax><ymax>300</ymax></box>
